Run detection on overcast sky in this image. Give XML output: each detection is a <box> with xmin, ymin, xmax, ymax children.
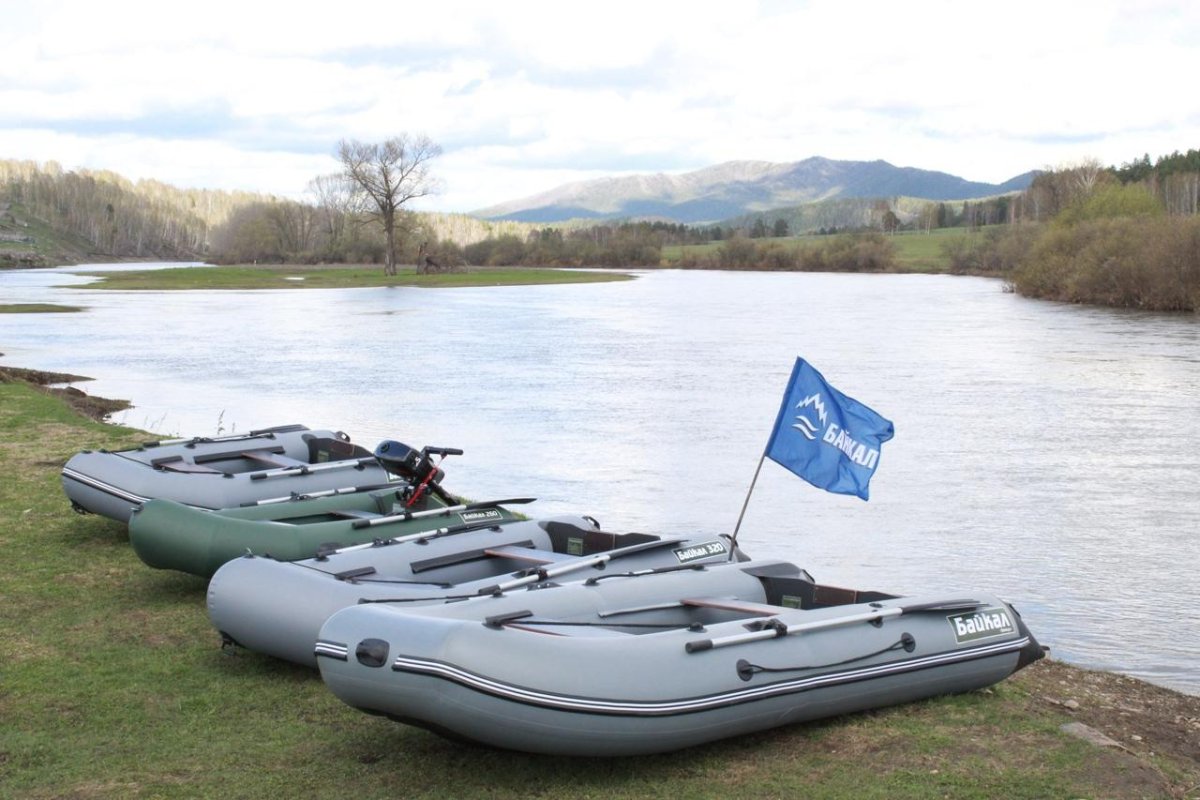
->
<box><xmin>2</xmin><ymin>0</ymin><xmax>1196</xmax><ymax>212</ymax></box>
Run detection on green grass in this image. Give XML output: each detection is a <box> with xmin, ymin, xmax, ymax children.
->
<box><xmin>74</xmin><ymin>264</ymin><xmax>633</xmax><ymax>291</ymax></box>
<box><xmin>888</xmin><ymin>228</ymin><xmax>976</xmax><ymax>272</ymax></box>
<box><xmin>0</xmin><ymin>303</ymin><xmax>84</xmax><ymax>313</ymax></box>
<box><xmin>661</xmin><ymin>240</ymin><xmax>722</xmax><ymax>263</ymax></box>
<box><xmin>0</xmin><ymin>378</ymin><xmax>1195</xmax><ymax>799</ymax></box>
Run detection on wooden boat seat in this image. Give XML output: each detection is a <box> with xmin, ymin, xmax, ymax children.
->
<box><xmin>150</xmin><ymin>455</ymin><xmax>224</xmax><ymax>474</ymax></box>
<box><xmin>482</xmin><ymin>545</ymin><xmax>577</xmax><ymax>565</ymax></box>
<box><xmin>410</xmin><ymin>539</ymin><xmax>537</xmax><ymax>574</ymax></box>
<box><xmin>681</xmin><ymin>596</ymin><xmax>782</xmax><ymax>616</ymax></box>
<box><xmin>240</xmin><ymin>450</ymin><xmax>308</xmax><ymax>469</ymax></box>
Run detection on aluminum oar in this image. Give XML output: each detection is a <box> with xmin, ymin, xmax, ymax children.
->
<box><xmin>241</xmin><ymin>482</ymin><xmax>403</xmax><ymax>506</ymax></box>
<box><xmin>475</xmin><ymin>536</ymin><xmax>688</xmax><ymax>595</ymax></box>
<box><xmin>347</xmin><ymin>497</ymin><xmax>536</xmax><ymax>530</ymax></box>
<box><xmin>684</xmin><ymin>598</ymin><xmax>983</xmax><ymax>653</ymax></box>
<box><xmin>247</xmin><ymin>456</ymin><xmax>379</xmax><ymax>481</ymax></box>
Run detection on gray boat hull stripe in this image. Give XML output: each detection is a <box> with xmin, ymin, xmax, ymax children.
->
<box><xmin>370</xmin><ymin>636</ymin><xmax>1030</xmax><ymax>717</ymax></box>
<box><xmin>61</xmin><ymin>468</ymin><xmax>150</xmax><ymax>505</ymax></box>
<box><xmin>314</xmin><ymin>642</ymin><xmax>350</xmax><ymax>661</ymax></box>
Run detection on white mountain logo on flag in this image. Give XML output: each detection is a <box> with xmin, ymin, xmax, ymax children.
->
<box><xmin>792</xmin><ymin>394</ymin><xmax>827</xmax><ymax>440</ymax></box>
<box><xmin>791</xmin><ymin>392</ymin><xmax>880</xmax><ymax>468</ymax></box>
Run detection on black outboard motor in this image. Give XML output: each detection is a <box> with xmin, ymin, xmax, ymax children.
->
<box><xmin>374</xmin><ymin>441</ymin><xmax>436</xmax><ymax>483</ymax></box>
<box><xmin>373</xmin><ymin>441</ymin><xmax>463</xmax><ymax>505</ymax></box>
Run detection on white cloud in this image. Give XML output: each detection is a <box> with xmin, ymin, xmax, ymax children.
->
<box><xmin>1</xmin><ymin>0</ymin><xmax>1198</xmax><ymax>211</ymax></box>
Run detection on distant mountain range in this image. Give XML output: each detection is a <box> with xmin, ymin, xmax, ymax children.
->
<box><xmin>474</xmin><ymin>157</ymin><xmax>1036</xmax><ymax>224</ymax></box>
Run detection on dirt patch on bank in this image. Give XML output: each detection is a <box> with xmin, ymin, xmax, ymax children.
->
<box><xmin>1018</xmin><ymin>658</ymin><xmax>1200</xmax><ymax>797</ymax></box>
<box><xmin>0</xmin><ymin>363</ymin><xmax>131</xmax><ymax>420</ymax></box>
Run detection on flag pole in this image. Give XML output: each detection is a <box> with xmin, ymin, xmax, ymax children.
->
<box><xmin>729</xmin><ymin>452</ymin><xmax>767</xmax><ymax>558</ymax></box>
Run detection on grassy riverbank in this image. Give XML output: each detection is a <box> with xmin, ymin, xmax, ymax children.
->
<box><xmin>1</xmin><ymin>375</ymin><xmax>1197</xmax><ymax>799</ymax></box>
<box><xmin>74</xmin><ymin>264</ymin><xmax>633</xmax><ymax>291</ymax></box>
<box><xmin>0</xmin><ymin>303</ymin><xmax>83</xmax><ymax>313</ymax></box>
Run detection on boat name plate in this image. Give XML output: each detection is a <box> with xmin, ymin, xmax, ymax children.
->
<box><xmin>460</xmin><ymin>509</ymin><xmax>503</xmax><ymax>524</ymax></box>
<box><xmin>947</xmin><ymin>607</ymin><xmax>1014</xmax><ymax>644</ymax></box>
<box><xmin>673</xmin><ymin>540</ymin><xmax>730</xmax><ymax>564</ymax></box>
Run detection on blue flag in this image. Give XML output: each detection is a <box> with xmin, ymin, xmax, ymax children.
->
<box><xmin>764</xmin><ymin>358</ymin><xmax>894</xmax><ymax>500</ymax></box>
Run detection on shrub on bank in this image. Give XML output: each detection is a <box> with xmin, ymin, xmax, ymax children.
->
<box><xmin>942</xmin><ymin>224</ymin><xmax>1041</xmax><ymax>275</ymax></box>
<box><xmin>1012</xmin><ymin>216</ymin><xmax>1200</xmax><ymax>311</ymax></box>
<box><xmin>952</xmin><ymin>182</ymin><xmax>1198</xmax><ymax>311</ymax></box>
<box><xmin>689</xmin><ymin>232</ymin><xmax>898</xmax><ymax>272</ymax></box>
<box><xmin>818</xmin><ymin>231</ymin><xmax>895</xmax><ymax>272</ymax></box>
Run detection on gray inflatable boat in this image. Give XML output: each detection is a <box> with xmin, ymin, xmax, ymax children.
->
<box><xmin>316</xmin><ymin>559</ymin><xmax>1044</xmax><ymax>756</ymax></box>
<box><xmin>209</xmin><ymin>516</ymin><xmax>740</xmax><ymax>667</ymax></box>
<box><xmin>61</xmin><ymin>424</ymin><xmax>388</xmax><ymax>522</ymax></box>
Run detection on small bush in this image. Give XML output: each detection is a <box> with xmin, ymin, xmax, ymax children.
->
<box><xmin>822</xmin><ymin>232</ymin><xmax>895</xmax><ymax>272</ymax></box>
<box><xmin>717</xmin><ymin>237</ymin><xmax>759</xmax><ymax>269</ymax></box>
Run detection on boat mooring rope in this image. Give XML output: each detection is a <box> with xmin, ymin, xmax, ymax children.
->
<box><xmin>583</xmin><ymin>563</ymin><xmax>707</xmax><ymax>585</ymax></box>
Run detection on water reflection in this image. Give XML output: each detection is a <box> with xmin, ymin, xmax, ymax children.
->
<box><xmin>1</xmin><ymin>263</ymin><xmax>1198</xmax><ymax>694</ymax></box>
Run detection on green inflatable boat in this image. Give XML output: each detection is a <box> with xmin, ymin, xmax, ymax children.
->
<box><xmin>127</xmin><ymin>440</ymin><xmax>529</xmax><ymax>578</ymax></box>
<box><xmin>128</xmin><ymin>488</ymin><xmax>530</xmax><ymax>578</ymax></box>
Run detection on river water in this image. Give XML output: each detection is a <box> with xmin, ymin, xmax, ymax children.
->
<box><xmin>3</xmin><ymin>263</ymin><xmax>1198</xmax><ymax>695</ymax></box>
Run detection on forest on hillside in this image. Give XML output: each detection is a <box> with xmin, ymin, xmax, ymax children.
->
<box><xmin>0</xmin><ymin>158</ymin><xmax>530</xmax><ymax>267</ymax></box>
<box><xmin>0</xmin><ymin>160</ymin><xmax>234</xmax><ymax>264</ymax></box>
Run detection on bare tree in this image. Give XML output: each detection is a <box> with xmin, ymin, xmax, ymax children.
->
<box><xmin>266</xmin><ymin>199</ymin><xmax>318</xmax><ymax>255</ymax></box>
<box><xmin>1069</xmin><ymin>157</ymin><xmax>1107</xmax><ymax>196</ymax></box>
<box><xmin>306</xmin><ymin>173</ymin><xmax>360</xmax><ymax>252</ymax></box>
<box><xmin>336</xmin><ymin>135</ymin><xmax>442</xmax><ymax>275</ymax></box>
